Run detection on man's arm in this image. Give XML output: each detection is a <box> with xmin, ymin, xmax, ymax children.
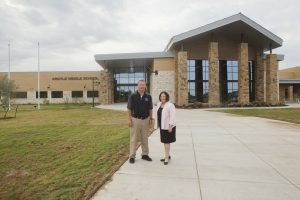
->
<box><xmin>148</xmin><ymin>95</ymin><xmax>153</xmax><ymax>125</ymax></box>
<box><xmin>127</xmin><ymin>94</ymin><xmax>133</xmax><ymax>127</ymax></box>
<box><xmin>127</xmin><ymin>109</ymin><xmax>133</xmax><ymax>127</ymax></box>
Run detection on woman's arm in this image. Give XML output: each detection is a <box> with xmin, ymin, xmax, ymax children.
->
<box><xmin>153</xmin><ymin>102</ymin><xmax>161</xmax><ymax>129</ymax></box>
<box><xmin>168</xmin><ymin>103</ymin><xmax>176</xmax><ymax>132</ymax></box>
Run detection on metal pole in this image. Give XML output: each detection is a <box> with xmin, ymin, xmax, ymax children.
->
<box><xmin>37</xmin><ymin>42</ymin><xmax>40</xmax><ymax>110</ymax></box>
<box><xmin>8</xmin><ymin>42</ymin><xmax>11</xmax><ymax>111</ymax></box>
<box><xmin>92</xmin><ymin>78</ymin><xmax>95</xmax><ymax>107</ymax></box>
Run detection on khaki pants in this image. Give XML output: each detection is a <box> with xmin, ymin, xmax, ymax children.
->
<box><xmin>129</xmin><ymin>117</ymin><xmax>149</xmax><ymax>158</ymax></box>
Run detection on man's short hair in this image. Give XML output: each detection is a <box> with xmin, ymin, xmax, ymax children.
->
<box><xmin>137</xmin><ymin>80</ymin><xmax>145</xmax><ymax>84</ymax></box>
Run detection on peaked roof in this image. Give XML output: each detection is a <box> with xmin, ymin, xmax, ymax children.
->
<box><xmin>165</xmin><ymin>13</ymin><xmax>283</xmax><ymax>51</ymax></box>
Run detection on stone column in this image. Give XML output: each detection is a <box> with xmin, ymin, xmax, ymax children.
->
<box><xmin>266</xmin><ymin>54</ymin><xmax>279</xmax><ymax>104</ymax></box>
<box><xmin>255</xmin><ymin>49</ymin><xmax>265</xmax><ymax>102</ymax></box>
<box><xmin>150</xmin><ymin>58</ymin><xmax>175</xmax><ymax>104</ymax></box>
<box><xmin>174</xmin><ymin>57</ymin><xmax>178</xmax><ymax>104</ymax></box>
<box><xmin>238</xmin><ymin>43</ymin><xmax>249</xmax><ymax>104</ymax></box>
<box><xmin>99</xmin><ymin>71</ymin><xmax>114</xmax><ymax>104</ymax></box>
<box><xmin>175</xmin><ymin>51</ymin><xmax>188</xmax><ymax>106</ymax></box>
<box><xmin>288</xmin><ymin>85</ymin><xmax>294</xmax><ymax>101</ymax></box>
<box><xmin>150</xmin><ymin>71</ymin><xmax>175</xmax><ymax>104</ymax></box>
<box><xmin>208</xmin><ymin>42</ymin><xmax>220</xmax><ymax>106</ymax></box>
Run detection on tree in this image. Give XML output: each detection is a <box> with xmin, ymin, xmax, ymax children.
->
<box><xmin>0</xmin><ymin>74</ymin><xmax>15</xmax><ymax>108</ymax></box>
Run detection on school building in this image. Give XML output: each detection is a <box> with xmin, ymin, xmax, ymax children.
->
<box><xmin>94</xmin><ymin>13</ymin><xmax>284</xmax><ymax>106</ymax></box>
<box><xmin>2</xmin><ymin>13</ymin><xmax>300</xmax><ymax>106</ymax></box>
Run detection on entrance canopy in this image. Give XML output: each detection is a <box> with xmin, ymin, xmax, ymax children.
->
<box><xmin>95</xmin><ymin>51</ymin><xmax>174</xmax><ymax>69</ymax></box>
<box><xmin>279</xmin><ymin>79</ymin><xmax>300</xmax><ymax>84</ymax></box>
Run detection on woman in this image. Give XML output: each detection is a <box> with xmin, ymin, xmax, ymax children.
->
<box><xmin>155</xmin><ymin>91</ymin><xmax>176</xmax><ymax>165</ymax></box>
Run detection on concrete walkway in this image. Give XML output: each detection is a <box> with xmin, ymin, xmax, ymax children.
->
<box><xmin>96</xmin><ymin>103</ymin><xmax>128</xmax><ymax>111</ymax></box>
<box><xmin>92</xmin><ymin>107</ymin><xmax>300</xmax><ymax>200</ymax></box>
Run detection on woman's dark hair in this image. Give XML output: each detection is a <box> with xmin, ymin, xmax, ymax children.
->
<box><xmin>159</xmin><ymin>91</ymin><xmax>170</xmax><ymax>102</ymax></box>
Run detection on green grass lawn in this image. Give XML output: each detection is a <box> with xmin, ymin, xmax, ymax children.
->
<box><xmin>0</xmin><ymin>104</ymin><xmax>129</xmax><ymax>200</ymax></box>
<box><xmin>213</xmin><ymin>108</ymin><xmax>300</xmax><ymax>124</ymax></box>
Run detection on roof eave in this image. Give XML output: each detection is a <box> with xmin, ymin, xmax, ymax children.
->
<box><xmin>279</xmin><ymin>79</ymin><xmax>300</xmax><ymax>84</ymax></box>
<box><xmin>165</xmin><ymin>13</ymin><xmax>283</xmax><ymax>51</ymax></box>
<box><xmin>94</xmin><ymin>51</ymin><xmax>175</xmax><ymax>69</ymax></box>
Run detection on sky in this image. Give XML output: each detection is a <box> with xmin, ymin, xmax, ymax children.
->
<box><xmin>0</xmin><ymin>0</ymin><xmax>299</xmax><ymax>72</ymax></box>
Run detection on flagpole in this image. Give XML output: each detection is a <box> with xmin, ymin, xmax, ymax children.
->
<box><xmin>8</xmin><ymin>42</ymin><xmax>11</xmax><ymax>111</ymax></box>
<box><xmin>37</xmin><ymin>42</ymin><xmax>40</xmax><ymax>110</ymax></box>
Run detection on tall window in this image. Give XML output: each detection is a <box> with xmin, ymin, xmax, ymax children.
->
<box><xmin>220</xmin><ymin>60</ymin><xmax>238</xmax><ymax>102</ymax></box>
<box><xmin>202</xmin><ymin>60</ymin><xmax>209</xmax><ymax>102</ymax></box>
<box><xmin>227</xmin><ymin>60</ymin><xmax>238</xmax><ymax>102</ymax></box>
<box><xmin>187</xmin><ymin>59</ymin><xmax>209</xmax><ymax>103</ymax></box>
<box><xmin>248</xmin><ymin>61</ymin><xmax>255</xmax><ymax>102</ymax></box>
<box><xmin>220</xmin><ymin>60</ymin><xmax>255</xmax><ymax>103</ymax></box>
<box><xmin>187</xmin><ymin>60</ymin><xmax>196</xmax><ymax>101</ymax></box>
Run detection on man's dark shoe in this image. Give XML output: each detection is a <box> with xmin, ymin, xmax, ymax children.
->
<box><xmin>141</xmin><ymin>155</ymin><xmax>152</xmax><ymax>161</ymax></box>
<box><xmin>129</xmin><ymin>158</ymin><xmax>135</xmax><ymax>164</ymax></box>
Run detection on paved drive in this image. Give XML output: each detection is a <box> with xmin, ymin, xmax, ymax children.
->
<box><xmin>92</xmin><ymin>108</ymin><xmax>300</xmax><ymax>200</ymax></box>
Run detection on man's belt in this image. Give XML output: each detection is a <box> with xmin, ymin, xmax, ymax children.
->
<box><xmin>133</xmin><ymin>116</ymin><xmax>148</xmax><ymax>119</ymax></box>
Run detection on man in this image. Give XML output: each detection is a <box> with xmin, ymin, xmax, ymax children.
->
<box><xmin>127</xmin><ymin>80</ymin><xmax>153</xmax><ymax>164</ymax></box>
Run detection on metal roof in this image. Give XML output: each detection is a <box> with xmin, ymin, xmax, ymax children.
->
<box><xmin>165</xmin><ymin>13</ymin><xmax>283</xmax><ymax>51</ymax></box>
<box><xmin>94</xmin><ymin>51</ymin><xmax>174</xmax><ymax>69</ymax></box>
<box><xmin>94</xmin><ymin>51</ymin><xmax>174</xmax><ymax>61</ymax></box>
<box><xmin>94</xmin><ymin>13</ymin><xmax>284</xmax><ymax>69</ymax></box>
<box><xmin>263</xmin><ymin>54</ymin><xmax>285</xmax><ymax>61</ymax></box>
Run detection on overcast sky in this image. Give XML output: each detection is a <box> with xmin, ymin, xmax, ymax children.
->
<box><xmin>0</xmin><ymin>0</ymin><xmax>299</xmax><ymax>72</ymax></box>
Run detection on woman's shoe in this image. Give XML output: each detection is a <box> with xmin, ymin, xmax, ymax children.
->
<box><xmin>160</xmin><ymin>156</ymin><xmax>171</xmax><ymax>162</ymax></box>
<box><xmin>164</xmin><ymin>160</ymin><xmax>168</xmax><ymax>165</ymax></box>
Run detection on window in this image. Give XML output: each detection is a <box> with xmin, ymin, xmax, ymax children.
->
<box><xmin>202</xmin><ymin>60</ymin><xmax>209</xmax><ymax>81</ymax></box>
<box><xmin>13</xmin><ymin>92</ymin><xmax>27</xmax><ymax>99</ymax></box>
<box><xmin>227</xmin><ymin>61</ymin><xmax>238</xmax><ymax>81</ymax></box>
<box><xmin>188</xmin><ymin>82</ymin><xmax>196</xmax><ymax>96</ymax></box>
<box><xmin>202</xmin><ymin>60</ymin><xmax>209</xmax><ymax>102</ymax></box>
<box><xmin>187</xmin><ymin>59</ymin><xmax>209</xmax><ymax>103</ymax></box>
<box><xmin>51</xmin><ymin>91</ymin><xmax>63</xmax><ymax>98</ymax></box>
<box><xmin>87</xmin><ymin>91</ymin><xmax>99</xmax><ymax>98</ymax></box>
<box><xmin>114</xmin><ymin>67</ymin><xmax>147</xmax><ymax>85</ymax></box>
<box><xmin>188</xmin><ymin>60</ymin><xmax>196</xmax><ymax>81</ymax></box>
<box><xmin>72</xmin><ymin>91</ymin><xmax>83</xmax><ymax>98</ymax></box>
<box><xmin>220</xmin><ymin>60</ymin><xmax>238</xmax><ymax>103</ymax></box>
<box><xmin>248</xmin><ymin>61</ymin><xmax>255</xmax><ymax>102</ymax></box>
<box><xmin>187</xmin><ymin>60</ymin><xmax>196</xmax><ymax>101</ymax></box>
<box><xmin>220</xmin><ymin>60</ymin><xmax>255</xmax><ymax>103</ymax></box>
<box><xmin>113</xmin><ymin>66</ymin><xmax>149</xmax><ymax>102</ymax></box>
<box><xmin>226</xmin><ymin>60</ymin><xmax>238</xmax><ymax>102</ymax></box>
<box><xmin>36</xmin><ymin>91</ymin><xmax>47</xmax><ymax>98</ymax></box>
<box><xmin>285</xmin><ymin>88</ymin><xmax>288</xmax><ymax>99</ymax></box>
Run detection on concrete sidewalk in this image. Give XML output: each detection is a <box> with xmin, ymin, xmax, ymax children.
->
<box><xmin>96</xmin><ymin>103</ymin><xmax>128</xmax><ymax>111</ymax></box>
<box><xmin>92</xmin><ymin>108</ymin><xmax>300</xmax><ymax>200</ymax></box>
